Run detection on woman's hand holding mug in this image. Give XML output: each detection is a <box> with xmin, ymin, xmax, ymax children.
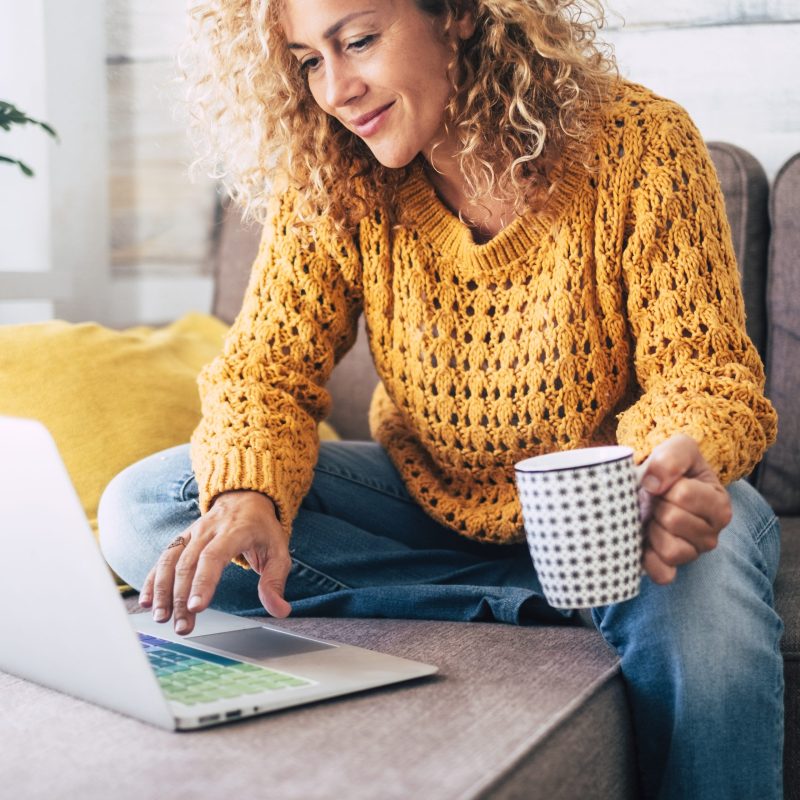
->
<box><xmin>515</xmin><ymin>433</ymin><xmax>732</xmax><ymax>609</ymax></box>
<box><xmin>636</xmin><ymin>433</ymin><xmax>732</xmax><ymax>585</ymax></box>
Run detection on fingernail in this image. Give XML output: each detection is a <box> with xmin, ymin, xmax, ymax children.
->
<box><xmin>175</xmin><ymin>619</ymin><xmax>188</xmax><ymax>635</ymax></box>
<box><xmin>153</xmin><ymin>608</ymin><xmax>167</xmax><ymax>622</ymax></box>
<box><xmin>642</xmin><ymin>475</ymin><xmax>660</xmax><ymax>493</ymax></box>
<box><xmin>188</xmin><ymin>595</ymin><xmax>202</xmax><ymax>611</ymax></box>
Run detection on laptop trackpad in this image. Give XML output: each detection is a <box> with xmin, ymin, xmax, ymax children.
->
<box><xmin>190</xmin><ymin>626</ymin><xmax>334</xmax><ymax>660</ymax></box>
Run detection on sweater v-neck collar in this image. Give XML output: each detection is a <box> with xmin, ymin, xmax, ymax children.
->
<box><xmin>396</xmin><ymin>158</ymin><xmax>584</xmax><ymax>271</ymax></box>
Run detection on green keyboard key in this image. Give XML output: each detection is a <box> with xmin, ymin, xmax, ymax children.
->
<box><xmin>141</xmin><ymin>634</ymin><xmax>315</xmax><ymax>705</ymax></box>
<box><xmin>232</xmin><ymin>663</ymin><xmax>262</xmax><ymax>673</ymax></box>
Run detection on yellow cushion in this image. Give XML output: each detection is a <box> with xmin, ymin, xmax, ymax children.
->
<box><xmin>0</xmin><ymin>312</ymin><xmax>338</xmax><ymax>553</ymax></box>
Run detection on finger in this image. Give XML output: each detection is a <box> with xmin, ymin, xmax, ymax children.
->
<box><xmin>639</xmin><ymin>434</ymin><xmax>702</xmax><ymax>496</ymax></box>
<box><xmin>257</xmin><ymin>550</ymin><xmax>293</xmax><ymax>619</ymax></box>
<box><xmin>662</xmin><ymin>478</ymin><xmax>732</xmax><ymax>533</ymax></box>
<box><xmin>186</xmin><ymin>540</ymin><xmax>236</xmax><ymax>616</ymax></box>
<box><xmin>139</xmin><ymin>566</ymin><xmax>156</xmax><ymax>608</ymax></box>
<box><xmin>642</xmin><ymin>543</ymin><xmax>677</xmax><ymax>585</ymax></box>
<box><xmin>172</xmin><ymin>539</ymin><xmax>207</xmax><ymax>636</ymax></box>
<box><xmin>651</xmin><ymin>495</ymin><xmax>718</xmax><ymax>554</ymax></box>
<box><xmin>646</xmin><ymin>517</ymin><xmax>700</xmax><ymax>567</ymax></box>
<box><xmin>151</xmin><ymin>534</ymin><xmax>191</xmax><ymax>623</ymax></box>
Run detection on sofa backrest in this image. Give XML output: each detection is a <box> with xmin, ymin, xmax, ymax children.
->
<box><xmin>756</xmin><ymin>154</ymin><xmax>800</xmax><ymax>515</ymax></box>
<box><xmin>707</xmin><ymin>143</ymin><xmax>770</xmax><ymax>361</ymax></box>
<box><xmin>212</xmin><ymin>202</ymin><xmax>379</xmax><ymax>440</ymax></box>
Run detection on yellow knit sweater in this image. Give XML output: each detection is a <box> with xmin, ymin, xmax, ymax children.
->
<box><xmin>191</xmin><ymin>81</ymin><xmax>777</xmax><ymax>545</ymax></box>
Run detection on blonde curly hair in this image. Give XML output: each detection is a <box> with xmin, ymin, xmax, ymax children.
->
<box><xmin>181</xmin><ymin>0</ymin><xmax>618</xmax><ymax>230</ymax></box>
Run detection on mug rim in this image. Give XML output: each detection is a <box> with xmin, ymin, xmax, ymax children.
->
<box><xmin>514</xmin><ymin>445</ymin><xmax>634</xmax><ymax>474</ymax></box>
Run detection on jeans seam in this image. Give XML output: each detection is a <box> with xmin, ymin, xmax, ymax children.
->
<box><xmin>289</xmin><ymin>554</ymin><xmax>351</xmax><ymax>592</ymax></box>
<box><xmin>752</xmin><ymin>513</ymin><xmax>779</xmax><ymax>548</ymax></box>
<box><xmin>178</xmin><ymin>473</ymin><xmax>198</xmax><ymax>504</ymax></box>
<box><xmin>314</xmin><ymin>463</ymin><xmax>413</xmax><ymax>504</ymax></box>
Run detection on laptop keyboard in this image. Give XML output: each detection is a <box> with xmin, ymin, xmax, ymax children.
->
<box><xmin>138</xmin><ymin>633</ymin><xmax>314</xmax><ymax>706</ymax></box>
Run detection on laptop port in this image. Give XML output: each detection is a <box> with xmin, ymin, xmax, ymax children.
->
<box><xmin>225</xmin><ymin>710</ymin><xmax>242</xmax><ymax>719</ymax></box>
<box><xmin>198</xmin><ymin>714</ymin><xmax>220</xmax><ymax>723</ymax></box>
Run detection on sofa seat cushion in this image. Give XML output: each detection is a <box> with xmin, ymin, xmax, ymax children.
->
<box><xmin>7</xmin><ymin>520</ymin><xmax>797</xmax><ymax>800</ymax></box>
<box><xmin>776</xmin><ymin>516</ymin><xmax>800</xmax><ymax>656</ymax></box>
<box><xmin>0</xmin><ymin>614</ymin><xmax>636</xmax><ymax>799</ymax></box>
<box><xmin>775</xmin><ymin>516</ymin><xmax>800</xmax><ymax>798</ymax></box>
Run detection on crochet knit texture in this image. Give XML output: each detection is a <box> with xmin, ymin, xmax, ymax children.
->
<box><xmin>191</xmin><ymin>81</ymin><xmax>777</xmax><ymax>545</ymax></box>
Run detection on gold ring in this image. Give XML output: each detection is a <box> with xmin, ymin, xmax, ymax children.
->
<box><xmin>167</xmin><ymin>535</ymin><xmax>187</xmax><ymax>550</ymax></box>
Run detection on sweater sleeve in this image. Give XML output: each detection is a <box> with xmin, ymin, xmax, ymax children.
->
<box><xmin>190</xmin><ymin>190</ymin><xmax>363</xmax><ymax>538</ymax></box>
<box><xmin>615</xmin><ymin>105</ymin><xmax>777</xmax><ymax>482</ymax></box>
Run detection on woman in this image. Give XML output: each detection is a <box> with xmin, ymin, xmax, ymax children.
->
<box><xmin>99</xmin><ymin>1</ymin><xmax>783</xmax><ymax>797</ymax></box>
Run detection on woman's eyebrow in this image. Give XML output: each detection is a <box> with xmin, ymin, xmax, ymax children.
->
<box><xmin>287</xmin><ymin>10</ymin><xmax>377</xmax><ymax>50</ymax></box>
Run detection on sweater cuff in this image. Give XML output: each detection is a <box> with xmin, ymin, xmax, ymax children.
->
<box><xmin>196</xmin><ymin>446</ymin><xmax>296</xmax><ymax>543</ymax></box>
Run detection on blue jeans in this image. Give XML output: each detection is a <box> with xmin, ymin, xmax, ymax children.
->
<box><xmin>99</xmin><ymin>441</ymin><xmax>784</xmax><ymax>799</ymax></box>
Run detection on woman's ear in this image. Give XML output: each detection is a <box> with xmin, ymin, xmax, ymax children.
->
<box><xmin>454</xmin><ymin>14</ymin><xmax>476</xmax><ymax>40</ymax></box>
<box><xmin>453</xmin><ymin>4</ymin><xmax>476</xmax><ymax>40</ymax></box>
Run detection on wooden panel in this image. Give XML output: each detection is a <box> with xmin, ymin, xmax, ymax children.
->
<box><xmin>106</xmin><ymin>0</ymin><xmax>188</xmax><ymax>60</ymax></box>
<box><xmin>606</xmin><ymin>0</ymin><xmax>799</xmax><ymax>29</ymax></box>
<box><xmin>107</xmin><ymin>59</ymin><xmax>217</xmax><ymax>273</ymax></box>
<box><xmin>605</xmin><ymin>22</ymin><xmax>800</xmax><ymax>178</ymax></box>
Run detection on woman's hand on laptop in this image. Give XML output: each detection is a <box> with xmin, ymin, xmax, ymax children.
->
<box><xmin>137</xmin><ymin>490</ymin><xmax>292</xmax><ymax>635</ymax></box>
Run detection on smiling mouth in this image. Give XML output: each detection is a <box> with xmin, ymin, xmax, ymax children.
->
<box><xmin>351</xmin><ymin>102</ymin><xmax>395</xmax><ymax>137</ymax></box>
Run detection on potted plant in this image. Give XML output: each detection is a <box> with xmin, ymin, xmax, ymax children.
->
<box><xmin>1</xmin><ymin>100</ymin><xmax>58</xmax><ymax>176</ymax></box>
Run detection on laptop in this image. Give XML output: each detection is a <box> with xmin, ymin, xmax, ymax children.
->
<box><xmin>0</xmin><ymin>416</ymin><xmax>438</xmax><ymax>731</ymax></box>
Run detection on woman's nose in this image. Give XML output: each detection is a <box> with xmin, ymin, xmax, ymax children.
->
<box><xmin>324</xmin><ymin>59</ymin><xmax>366</xmax><ymax>109</ymax></box>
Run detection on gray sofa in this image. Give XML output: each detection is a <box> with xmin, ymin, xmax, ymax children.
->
<box><xmin>1</xmin><ymin>144</ymin><xmax>797</xmax><ymax>800</ymax></box>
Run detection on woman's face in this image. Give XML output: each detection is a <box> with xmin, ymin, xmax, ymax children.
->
<box><xmin>281</xmin><ymin>0</ymin><xmax>474</xmax><ymax>168</ymax></box>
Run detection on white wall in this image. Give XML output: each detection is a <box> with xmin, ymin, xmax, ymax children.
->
<box><xmin>0</xmin><ymin>0</ymin><xmax>110</xmax><ymax>324</ymax></box>
<box><xmin>605</xmin><ymin>0</ymin><xmax>800</xmax><ymax>179</ymax></box>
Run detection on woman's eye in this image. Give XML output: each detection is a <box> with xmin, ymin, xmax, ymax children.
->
<box><xmin>300</xmin><ymin>56</ymin><xmax>321</xmax><ymax>74</ymax></box>
<box><xmin>348</xmin><ymin>34</ymin><xmax>376</xmax><ymax>52</ymax></box>
<box><xmin>298</xmin><ymin>34</ymin><xmax>376</xmax><ymax>75</ymax></box>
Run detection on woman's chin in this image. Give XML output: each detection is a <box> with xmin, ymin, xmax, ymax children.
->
<box><xmin>367</xmin><ymin>144</ymin><xmax>419</xmax><ymax>170</ymax></box>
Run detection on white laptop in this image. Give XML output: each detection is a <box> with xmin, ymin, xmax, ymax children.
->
<box><xmin>0</xmin><ymin>417</ymin><xmax>437</xmax><ymax>731</ymax></box>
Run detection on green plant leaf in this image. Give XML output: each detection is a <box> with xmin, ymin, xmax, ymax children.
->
<box><xmin>38</xmin><ymin>121</ymin><xmax>58</xmax><ymax>139</ymax></box>
<box><xmin>0</xmin><ymin>154</ymin><xmax>35</xmax><ymax>176</ymax></box>
<box><xmin>0</xmin><ymin>100</ymin><xmax>58</xmax><ymax>175</ymax></box>
<box><xmin>0</xmin><ymin>100</ymin><xmax>58</xmax><ymax>139</ymax></box>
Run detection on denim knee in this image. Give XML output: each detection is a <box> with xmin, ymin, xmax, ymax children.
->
<box><xmin>722</xmin><ymin>478</ymin><xmax>781</xmax><ymax>585</ymax></box>
<box><xmin>591</xmin><ymin>480</ymin><xmax>784</xmax><ymax>799</ymax></box>
<box><xmin>591</xmin><ymin>479</ymin><xmax>784</xmax><ymax>713</ymax></box>
<box><xmin>98</xmin><ymin>443</ymin><xmax>197</xmax><ymax>590</ymax></box>
<box><xmin>594</xmin><ymin>480</ymin><xmax>781</xmax><ymax>628</ymax></box>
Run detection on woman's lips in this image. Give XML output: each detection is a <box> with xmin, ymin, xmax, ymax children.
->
<box><xmin>351</xmin><ymin>102</ymin><xmax>395</xmax><ymax>137</ymax></box>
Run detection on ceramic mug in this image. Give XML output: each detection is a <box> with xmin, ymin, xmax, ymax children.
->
<box><xmin>514</xmin><ymin>445</ymin><xmax>648</xmax><ymax>610</ymax></box>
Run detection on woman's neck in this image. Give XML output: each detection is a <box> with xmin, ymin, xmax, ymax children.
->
<box><xmin>422</xmin><ymin>149</ymin><xmax>517</xmax><ymax>243</ymax></box>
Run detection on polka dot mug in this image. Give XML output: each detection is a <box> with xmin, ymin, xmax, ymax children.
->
<box><xmin>515</xmin><ymin>446</ymin><xmax>649</xmax><ymax>609</ymax></box>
